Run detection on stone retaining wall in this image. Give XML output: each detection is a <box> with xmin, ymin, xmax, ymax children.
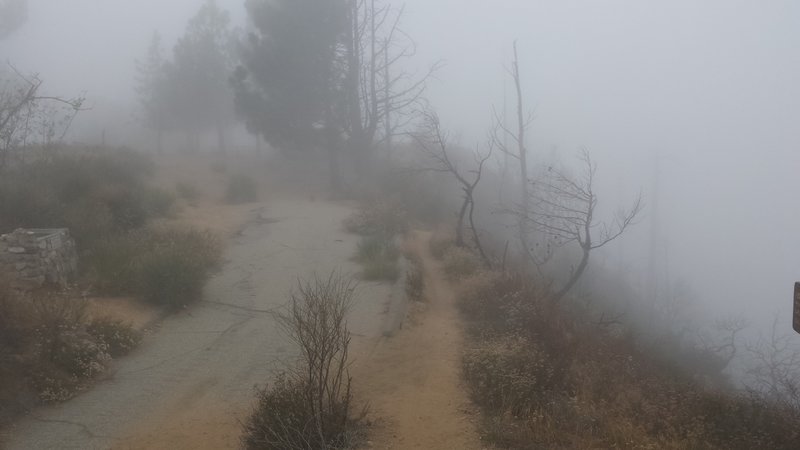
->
<box><xmin>0</xmin><ymin>228</ymin><xmax>78</xmax><ymax>290</ymax></box>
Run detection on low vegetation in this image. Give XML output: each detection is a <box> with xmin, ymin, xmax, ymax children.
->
<box><xmin>343</xmin><ymin>199</ymin><xmax>408</xmax><ymax>237</ymax></box>
<box><xmin>0</xmin><ymin>286</ymin><xmax>140</xmax><ymax>416</ymax></box>
<box><xmin>225</xmin><ymin>173</ymin><xmax>258</xmax><ymax>204</ymax></box>
<box><xmin>404</xmin><ymin>253</ymin><xmax>425</xmax><ymax>302</ymax></box>
<box><xmin>85</xmin><ymin>228</ymin><xmax>221</xmax><ymax>309</ymax></box>
<box><xmin>242</xmin><ymin>274</ymin><xmax>364</xmax><ymax>449</ymax></box>
<box><xmin>0</xmin><ymin>148</ymin><xmax>172</xmax><ymax>245</ymax></box>
<box><xmin>354</xmin><ymin>234</ymin><xmax>400</xmax><ymax>282</ymax></box>
<box><xmin>441</xmin><ymin>247</ymin><xmax>481</xmax><ymax>281</ymax></box>
<box><xmin>455</xmin><ymin>267</ymin><xmax>800</xmax><ymax>449</ymax></box>
<box><xmin>0</xmin><ymin>148</ymin><xmax>221</xmax><ymax>422</ymax></box>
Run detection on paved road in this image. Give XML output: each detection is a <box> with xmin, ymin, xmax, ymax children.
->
<box><xmin>2</xmin><ymin>199</ymin><xmax>393</xmax><ymax>450</ymax></box>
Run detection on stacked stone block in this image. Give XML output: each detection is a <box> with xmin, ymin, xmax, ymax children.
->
<box><xmin>0</xmin><ymin>228</ymin><xmax>78</xmax><ymax>290</ymax></box>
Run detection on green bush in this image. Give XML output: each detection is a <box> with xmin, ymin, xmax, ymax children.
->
<box><xmin>226</xmin><ymin>173</ymin><xmax>258</xmax><ymax>204</ymax></box>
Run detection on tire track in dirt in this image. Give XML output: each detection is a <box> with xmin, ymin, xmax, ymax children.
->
<box><xmin>351</xmin><ymin>230</ymin><xmax>485</xmax><ymax>450</ymax></box>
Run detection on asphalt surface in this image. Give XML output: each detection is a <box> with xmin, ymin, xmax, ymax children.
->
<box><xmin>2</xmin><ymin>199</ymin><xmax>393</xmax><ymax>450</ymax></box>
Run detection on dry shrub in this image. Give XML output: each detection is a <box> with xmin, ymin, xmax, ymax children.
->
<box><xmin>456</xmin><ymin>265</ymin><xmax>800</xmax><ymax>449</ymax></box>
<box><xmin>441</xmin><ymin>247</ymin><xmax>480</xmax><ymax>281</ymax></box>
<box><xmin>86</xmin><ymin>317</ymin><xmax>142</xmax><ymax>357</ymax></box>
<box><xmin>242</xmin><ymin>274</ymin><xmax>364</xmax><ymax>450</ymax></box>
<box><xmin>428</xmin><ymin>227</ymin><xmax>455</xmax><ymax>260</ymax></box>
<box><xmin>343</xmin><ymin>199</ymin><xmax>407</xmax><ymax>237</ymax></box>
<box><xmin>85</xmin><ymin>227</ymin><xmax>221</xmax><ymax>309</ymax></box>
<box><xmin>405</xmin><ymin>253</ymin><xmax>424</xmax><ymax>302</ymax></box>
<box><xmin>463</xmin><ymin>334</ymin><xmax>557</xmax><ymax>415</ymax></box>
<box><xmin>27</xmin><ymin>294</ymin><xmax>111</xmax><ymax>402</ymax></box>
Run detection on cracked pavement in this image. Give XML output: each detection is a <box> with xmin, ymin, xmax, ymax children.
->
<box><xmin>1</xmin><ymin>198</ymin><xmax>392</xmax><ymax>450</ymax></box>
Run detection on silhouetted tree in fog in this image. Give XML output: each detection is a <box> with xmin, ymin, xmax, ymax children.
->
<box><xmin>522</xmin><ymin>150</ymin><xmax>642</xmax><ymax>303</ymax></box>
<box><xmin>0</xmin><ymin>65</ymin><xmax>84</xmax><ymax>170</ymax></box>
<box><xmin>170</xmin><ymin>0</ymin><xmax>237</xmax><ymax>152</ymax></box>
<box><xmin>494</xmin><ymin>42</ymin><xmax>533</xmax><ymax>265</ymax></box>
<box><xmin>413</xmin><ymin>110</ymin><xmax>493</xmax><ymax>267</ymax></box>
<box><xmin>342</xmin><ymin>0</ymin><xmax>440</xmax><ymax>177</ymax></box>
<box><xmin>135</xmin><ymin>32</ymin><xmax>171</xmax><ymax>154</ymax></box>
<box><xmin>0</xmin><ymin>0</ymin><xmax>26</xmax><ymax>39</ymax></box>
<box><xmin>233</xmin><ymin>0</ymin><xmax>347</xmax><ymax>188</ymax></box>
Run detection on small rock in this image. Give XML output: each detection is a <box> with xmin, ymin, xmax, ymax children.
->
<box><xmin>8</xmin><ymin>247</ymin><xmax>25</xmax><ymax>254</ymax></box>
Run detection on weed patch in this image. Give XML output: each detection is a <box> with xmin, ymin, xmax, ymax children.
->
<box><xmin>354</xmin><ymin>234</ymin><xmax>400</xmax><ymax>282</ymax></box>
<box><xmin>441</xmin><ymin>247</ymin><xmax>480</xmax><ymax>281</ymax></box>
<box><xmin>344</xmin><ymin>200</ymin><xmax>407</xmax><ymax>236</ymax></box>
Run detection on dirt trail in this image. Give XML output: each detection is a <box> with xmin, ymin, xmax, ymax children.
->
<box><xmin>351</xmin><ymin>231</ymin><xmax>484</xmax><ymax>450</ymax></box>
<box><xmin>2</xmin><ymin>198</ymin><xmax>393</xmax><ymax>450</ymax></box>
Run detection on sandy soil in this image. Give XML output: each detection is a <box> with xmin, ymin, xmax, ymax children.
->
<box><xmin>1</xmin><ymin>198</ymin><xmax>394</xmax><ymax>450</ymax></box>
<box><xmin>85</xmin><ymin>297</ymin><xmax>161</xmax><ymax>331</ymax></box>
<box><xmin>351</xmin><ymin>231</ymin><xmax>485</xmax><ymax>450</ymax></box>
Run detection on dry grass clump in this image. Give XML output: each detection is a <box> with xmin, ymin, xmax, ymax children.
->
<box><xmin>86</xmin><ymin>317</ymin><xmax>142</xmax><ymax>358</ymax></box>
<box><xmin>428</xmin><ymin>227</ymin><xmax>456</xmax><ymax>260</ymax></box>
<box><xmin>353</xmin><ymin>234</ymin><xmax>400</xmax><ymax>282</ymax></box>
<box><xmin>0</xmin><ymin>287</ymin><xmax>142</xmax><ymax>416</ymax></box>
<box><xmin>457</xmin><ymin>270</ymin><xmax>800</xmax><ymax>449</ymax></box>
<box><xmin>404</xmin><ymin>253</ymin><xmax>425</xmax><ymax>302</ymax></box>
<box><xmin>343</xmin><ymin>199</ymin><xmax>408</xmax><ymax>237</ymax></box>
<box><xmin>441</xmin><ymin>247</ymin><xmax>481</xmax><ymax>281</ymax></box>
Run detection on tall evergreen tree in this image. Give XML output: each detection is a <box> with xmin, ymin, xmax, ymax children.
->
<box><xmin>233</xmin><ymin>0</ymin><xmax>347</xmax><ymax>185</ymax></box>
<box><xmin>135</xmin><ymin>32</ymin><xmax>171</xmax><ymax>153</ymax></box>
<box><xmin>171</xmin><ymin>0</ymin><xmax>237</xmax><ymax>152</ymax></box>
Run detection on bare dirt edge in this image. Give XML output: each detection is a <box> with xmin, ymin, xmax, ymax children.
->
<box><xmin>351</xmin><ymin>230</ymin><xmax>485</xmax><ymax>450</ymax></box>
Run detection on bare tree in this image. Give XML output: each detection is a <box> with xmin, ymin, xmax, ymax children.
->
<box><xmin>275</xmin><ymin>273</ymin><xmax>358</xmax><ymax>448</ymax></box>
<box><xmin>493</xmin><ymin>42</ymin><xmax>534</xmax><ymax>264</ymax></box>
<box><xmin>745</xmin><ymin>316</ymin><xmax>800</xmax><ymax>411</ymax></box>
<box><xmin>0</xmin><ymin>65</ymin><xmax>84</xmax><ymax>170</ymax></box>
<box><xmin>521</xmin><ymin>149</ymin><xmax>642</xmax><ymax>303</ymax></box>
<box><xmin>343</xmin><ymin>0</ymin><xmax>441</xmax><ymax>174</ymax></box>
<box><xmin>412</xmin><ymin>111</ymin><xmax>492</xmax><ymax>267</ymax></box>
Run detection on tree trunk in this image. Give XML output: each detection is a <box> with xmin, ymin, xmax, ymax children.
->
<box><xmin>552</xmin><ymin>245</ymin><xmax>590</xmax><ymax>304</ymax></box>
<box><xmin>512</xmin><ymin>42</ymin><xmax>531</xmax><ymax>264</ymax></box>
<box><xmin>468</xmin><ymin>197</ymin><xmax>491</xmax><ymax>268</ymax></box>
<box><xmin>456</xmin><ymin>195</ymin><xmax>469</xmax><ymax>247</ymax></box>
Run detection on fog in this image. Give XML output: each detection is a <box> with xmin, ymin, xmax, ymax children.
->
<box><xmin>3</xmin><ymin>0</ymin><xmax>799</xmax><ymax>362</ymax></box>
